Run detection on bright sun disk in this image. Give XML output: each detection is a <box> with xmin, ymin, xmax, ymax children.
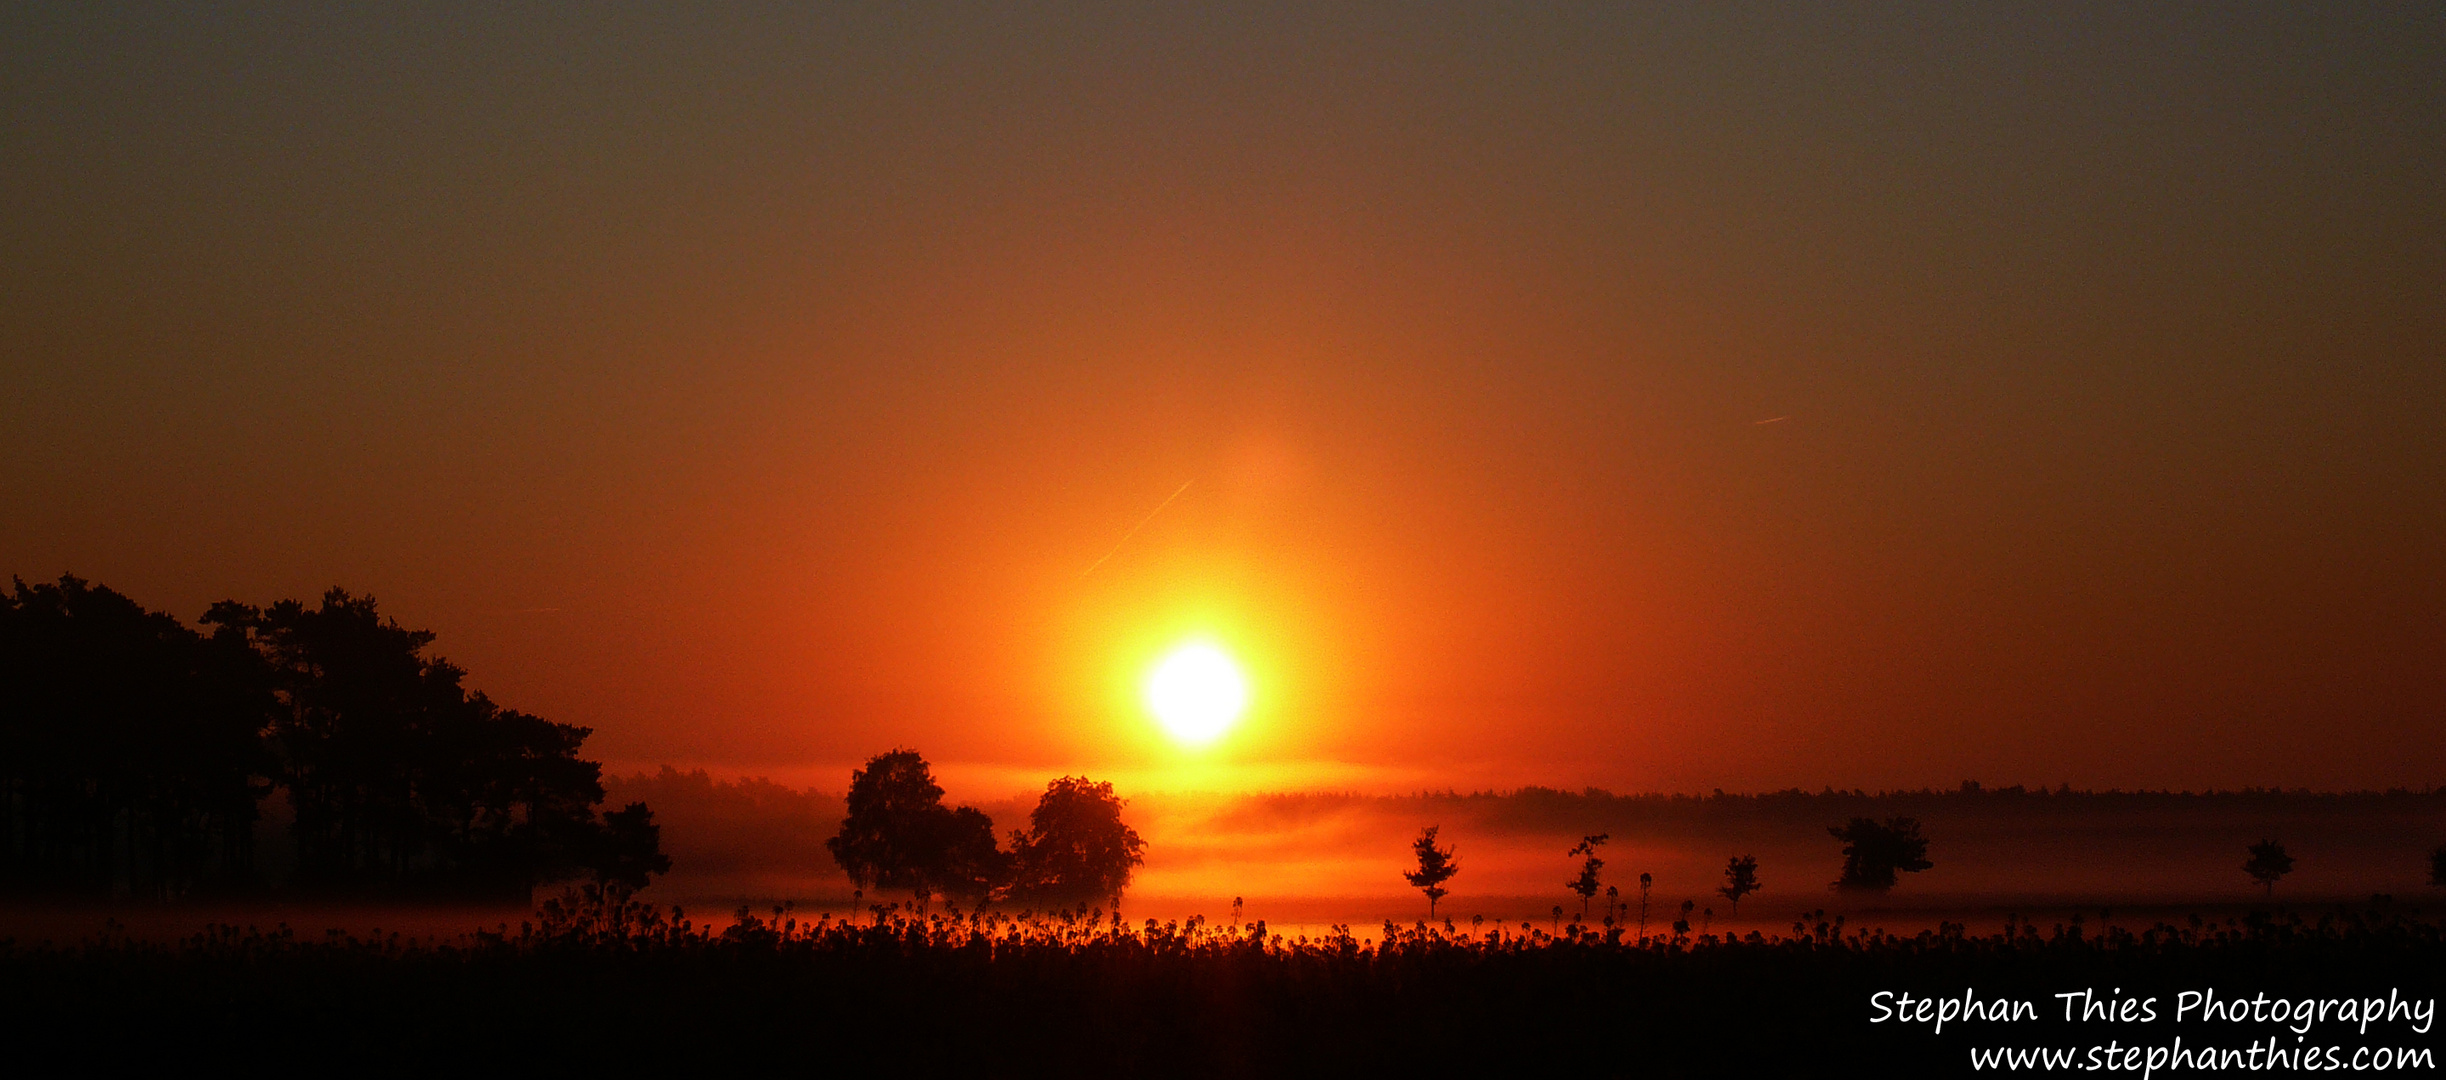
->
<box><xmin>1145</xmin><ymin>642</ymin><xmax>1247</xmax><ymax>746</ymax></box>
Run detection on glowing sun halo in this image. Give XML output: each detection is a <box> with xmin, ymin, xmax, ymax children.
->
<box><xmin>1145</xmin><ymin>642</ymin><xmax>1248</xmax><ymax>746</ymax></box>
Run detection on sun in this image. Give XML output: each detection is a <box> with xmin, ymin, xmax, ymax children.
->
<box><xmin>1144</xmin><ymin>641</ymin><xmax>1248</xmax><ymax>747</ymax></box>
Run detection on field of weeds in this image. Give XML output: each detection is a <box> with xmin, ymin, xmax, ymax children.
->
<box><xmin>4</xmin><ymin>887</ymin><xmax>2440</xmax><ymax>1076</ymax></box>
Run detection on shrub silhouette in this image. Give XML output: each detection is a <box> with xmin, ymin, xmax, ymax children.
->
<box><xmin>2244</xmin><ymin>839</ymin><xmax>2294</xmax><ymax>897</ymax></box>
<box><xmin>1718</xmin><ymin>854</ymin><xmax>1761</xmax><ymax>914</ymax></box>
<box><xmin>1404</xmin><ymin>825</ymin><xmax>1460</xmax><ymax>919</ymax></box>
<box><xmin>1008</xmin><ymin>776</ymin><xmax>1144</xmax><ymax>908</ymax></box>
<box><xmin>1828</xmin><ymin>817</ymin><xmax>1932</xmax><ymax>893</ymax></box>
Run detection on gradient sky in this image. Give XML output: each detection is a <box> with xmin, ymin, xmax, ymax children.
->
<box><xmin>5</xmin><ymin>3</ymin><xmax>2441</xmax><ymax>793</ymax></box>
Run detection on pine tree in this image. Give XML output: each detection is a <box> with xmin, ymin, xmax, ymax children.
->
<box><xmin>1404</xmin><ymin>826</ymin><xmax>1460</xmax><ymax>919</ymax></box>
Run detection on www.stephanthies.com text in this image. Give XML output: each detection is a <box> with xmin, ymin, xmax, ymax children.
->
<box><xmin>1966</xmin><ymin>1039</ymin><xmax>2431</xmax><ymax>1074</ymax></box>
<box><xmin>1867</xmin><ymin>988</ymin><xmax>2435</xmax><ymax>1074</ymax></box>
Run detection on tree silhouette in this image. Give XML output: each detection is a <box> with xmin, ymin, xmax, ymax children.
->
<box><xmin>1564</xmin><ymin>834</ymin><xmax>1608</xmax><ymax>921</ymax></box>
<box><xmin>1404</xmin><ymin>826</ymin><xmax>1460</xmax><ymax>919</ymax></box>
<box><xmin>1829</xmin><ymin>817</ymin><xmax>1932</xmax><ymax>893</ymax></box>
<box><xmin>2243</xmin><ymin>839</ymin><xmax>2293</xmax><ymax>897</ymax></box>
<box><xmin>0</xmin><ymin>578</ymin><xmax>658</xmax><ymax>902</ymax></box>
<box><xmin>935</xmin><ymin>804</ymin><xmax>1010</xmax><ymax>905</ymax></box>
<box><xmin>827</xmin><ymin>749</ymin><xmax>1004</xmax><ymax>905</ymax></box>
<box><xmin>206</xmin><ymin>588</ymin><xmax>633</xmax><ymax>898</ymax></box>
<box><xmin>1008</xmin><ymin>776</ymin><xmax>1143</xmax><ymax>908</ymax></box>
<box><xmin>589</xmin><ymin>802</ymin><xmax>672</xmax><ymax>892</ymax></box>
<box><xmin>2431</xmin><ymin>846</ymin><xmax>2446</xmax><ymax>888</ymax></box>
<box><xmin>1718</xmin><ymin>855</ymin><xmax>1761</xmax><ymax>914</ymax></box>
<box><xmin>215</xmin><ymin>590</ymin><xmax>457</xmax><ymax>889</ymax></box>
<box><xmin>0</xmin><ymin>576</ymin><xmax>273</xmax><ymax>898</ymax></box>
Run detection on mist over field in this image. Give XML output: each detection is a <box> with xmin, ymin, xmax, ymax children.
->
<box><xmin>610</xmin><ymin>770</ymin><xmax>2446</xmax><ymax>930</ymax></box>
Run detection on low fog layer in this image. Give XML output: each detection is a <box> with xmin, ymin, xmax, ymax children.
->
<box><xmin>610</xmin><ymin>771</ymin><xmax>2446</xmax><ymax>922</ymax></box>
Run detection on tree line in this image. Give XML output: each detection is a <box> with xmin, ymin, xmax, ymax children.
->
<box><xmin>0</xmin><ymin>575</ymin><xmax>665</xmax><ymax>901</ymax></box>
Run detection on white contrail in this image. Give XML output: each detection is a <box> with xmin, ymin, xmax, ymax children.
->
<box><xmin>1754</xmin><ymin>416</ymin><xmax>1789</xmax><ymax>425</ymax></box>
<box><xmin>1078</xmin><ymin>480</ymin><xmax>1195</xmax><ymax>580</ymax></box>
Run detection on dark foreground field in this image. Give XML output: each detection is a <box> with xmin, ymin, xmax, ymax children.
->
<box><xmin>4</xmin><ymin>890</ymin><xmax>2440</xmax><ymax>1077</ymax></box>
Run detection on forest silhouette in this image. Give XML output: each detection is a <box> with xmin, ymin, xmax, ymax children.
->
<box><xmin>0</xmin><ymin>575</ymin><xmax>664</xmax><ymax>901</ymax></box>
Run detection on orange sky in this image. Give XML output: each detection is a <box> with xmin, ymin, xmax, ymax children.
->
<box><xmin>4</xmin><ymin>5</ymin><xmax>2441</xmax><ymax>794</ymax></box>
